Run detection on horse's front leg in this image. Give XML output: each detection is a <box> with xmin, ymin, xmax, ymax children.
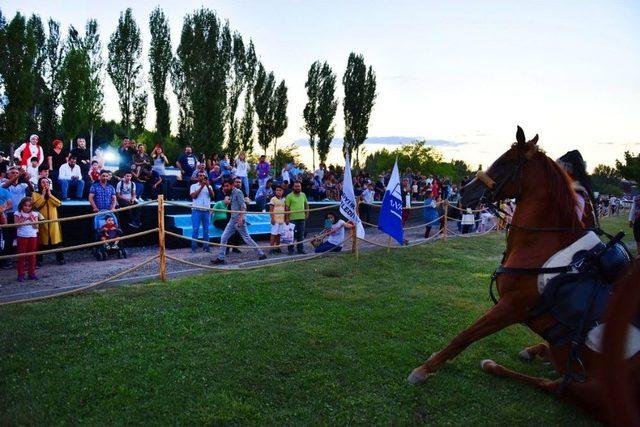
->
<box><xmin>408</xmin><ymin>297</ymin><xmax>523</xmax><ymax>384</ymax></box>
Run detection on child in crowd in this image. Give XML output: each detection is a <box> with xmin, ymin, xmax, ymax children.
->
<box><xmin>14</xmin><ymin>197</ymin><xmax>40</xmax><ymax>282</ymax></box>
<box><xmin>26</xmin><ymin>157</ymin><xmax>40</xmax><ymax>187</ymax></box>
<box><xmin>269</xmin><ymin>186</ymin><xmax>286</xmax><ymax>255</ymax></box>
<box><xmin>89</xmin><ymin>160</ymin><xmax>101</xmax><ymax>182</ymax></box>
<box><xmin>314</xmin><ymin>212</ymin><xmax>353</xmax><ymax>253</ymax></box>
<box><xmin>100</xmin><ymin>216</ymin><xmax>122</xmax><ymax>244</ymax></box>
<box><xmin>423</xmin><ymin>189</ymin><xmax>438</xmax><ymax>238</ymax></box>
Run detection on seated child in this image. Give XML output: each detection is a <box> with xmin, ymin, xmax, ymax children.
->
<box><xmin>100</xmin><ymin>217</ymin><xmax>123</xmax><ymax>249</ymax></box>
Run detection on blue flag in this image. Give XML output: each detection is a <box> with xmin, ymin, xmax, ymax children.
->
<box><xmin>378</xmin><ymin>160</ymin><xmax>404</xmax><ymax>245</ymax></box>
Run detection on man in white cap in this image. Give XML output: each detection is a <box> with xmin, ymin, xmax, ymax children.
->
<box><xmin>14</xmin><ymin>134</ymin><xmax>44</xmax><ymax>168</ymax></box>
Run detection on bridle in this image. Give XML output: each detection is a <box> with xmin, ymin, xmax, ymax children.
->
<box><xmin>477</xmin><ymin>161</ymin><xmax>526</xmax><ymax>208</ymax></box>
<box><xmin>475</xmin><ymin>147</ymin><xmax>534</xmax><ymax>218</ymax></box>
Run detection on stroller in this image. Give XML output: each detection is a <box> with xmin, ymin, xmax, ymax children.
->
<box><xmin>93</xmin><ymin>211</ymin><xmax>127</xmax><ymax>260</ymax></box>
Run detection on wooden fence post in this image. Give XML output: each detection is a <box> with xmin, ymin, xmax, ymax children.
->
<box><xmin>443</xmin><ymin>201</ymin><xmax>449</xmax><ymax>241</ymax></box>
<box><xmin>157</xmin><ymin>195</ymin><xmax>167</xmax><ymax>282</ymax></box>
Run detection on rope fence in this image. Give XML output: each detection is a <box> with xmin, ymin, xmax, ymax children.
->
<box><xmin>0</xmin><ymin>195</ymin><xmax>506</xmax><ymax>305</ymax></box>
<box><xmin>0</xmin><ymin>200</ymin><xmax>154</xmax><ymax>229</ymax></box>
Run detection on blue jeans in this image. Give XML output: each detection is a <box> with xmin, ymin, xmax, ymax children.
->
<box><xmin>59</xmin><ymin>179</ymin><xmax>85</xmax><ymax>199</ymax></box>
<box><xmin>258</xmin><ymin>177</ymin><xmax>269</xmax><ymax>190</ymax></box>
<box><xmin>238</xmin><ymin>176</ymin><xmax>249</xmax><ymax>196</ymax></box>
<box><xmin>216</xmin><ymin>217</ymin><xmax>264</xmax><ymax>260</ymax></box>
<box><xmin>191</xmin><ymin>209</ymin><xmax>210</xmax><ymax>251</ymax></box>
<box><xmin>135</xmin><ymin>182</ymin><xmax>144</xmax><ymax>199</ymax></box>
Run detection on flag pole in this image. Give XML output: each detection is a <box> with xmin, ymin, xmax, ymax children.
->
<box><xmin>353</xmin><ymin>199</ymin><xmax>360</xmax><ymax>261</ymax></box>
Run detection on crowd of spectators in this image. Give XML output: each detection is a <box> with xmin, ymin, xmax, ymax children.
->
<box><xmin>0</xmin><ymin>133</ymin><xmax>498</xmax><ymax>279</ymax></box>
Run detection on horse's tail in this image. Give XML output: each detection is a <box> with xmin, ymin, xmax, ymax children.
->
<box><xmin>602</xmin><ymin>259</ymin><xmax>640</xmax><ymax>426</ymax></box>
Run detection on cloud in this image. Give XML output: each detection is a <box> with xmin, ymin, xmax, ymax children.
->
<box><xmin>383</xmin><ymin>74</ymin><xmax>420</xmax><ymax>82</ymax></box>
<box><xmin>294</xmin><ymin>136</ymin><xmax>469</xmax><ymax>148</ymax></box>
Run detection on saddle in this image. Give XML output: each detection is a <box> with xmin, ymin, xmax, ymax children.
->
<box><xmin>531</xmin><ymin>241</ymin><xmax>633</xmax><ymax>348</ymax></box>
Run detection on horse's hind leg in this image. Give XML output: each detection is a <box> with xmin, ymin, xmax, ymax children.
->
<box><xmin>480</xmin><ymin>359</ymin><xmax>561</xmax><ymax>392</ymax></box>
<box><xmin>518</xmin><ymin>343</ymin><xmax>550</xmax><ymax>362</ymax></box>
<box><xmin>482</xmin><ymin>360</ymin><xmax>609</xmax><ymax>420</ymax></box>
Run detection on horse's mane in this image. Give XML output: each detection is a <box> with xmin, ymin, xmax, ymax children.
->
<box><xmin>534</xmin><ymin>151</ymin><xmax>581</xmax><ymax>228</ymax></box>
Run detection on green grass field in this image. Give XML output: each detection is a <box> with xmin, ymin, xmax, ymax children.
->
<box><xmin>0</xmin><ymin>215</ymin><xmax>632</xmax><ymax>425</ymax></box>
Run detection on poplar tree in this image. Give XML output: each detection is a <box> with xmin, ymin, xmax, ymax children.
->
<box><xmin>173</xmin><ymin>8</ymin><xmax>233</xmax><ymax>154</ymax></box>
<box><xmin>40</xmin><ymin>19</ymin><xmax>65</xmax><ymax>146</ymax></box>
<box><xmin>83</xmin><ymin>19</ymin><xmax>104</xmax><ymax>153</ymax></box>
<box><xmin>1</xmin><ymin>12</ymin><xmax>37</xmax><ymax>146</ymax></box>
<box><xmin>303</xmin><ymin>61</ymin><xmax>320</xmax><ymax>170</ymax></box>
<box><xmin>226</xmin><ymin>33</ymin><xmax>246</xmax><ymax>158</ymax></box>
<box><xmin>60</xmin><ymin>46</ymin><xmax>90</xmax><ymax>144</ymax></box>
<box><xmin>342</xmin><ymin>52</ymin><xmax>376</xmax><ymax>163</ymax></box>
<box><xmin>107</xmin><ymin>8</ymin><xmax>143</xmax><ymax>134</ymax></box>
<box><xmin>316</xmin><ymin>62</ymin><xmax>338</xmax><ymax>164</ymax></box>
<box><xmin>253</xmin><ymin>63</ymin><xmax>275</xmax><ymax>155</ymax></box>
<box><xmin>26</xmin><ymin>14</ymin><xmax>46</xmax><ymax>136</ymax></box>
<box><xmin>271</xmin><ymin>79</ymin><xmax>288</xmax><ymax>171</ymax></box>
<box><xmin>149</xmin><ymin>7</ymin><xmax>172</xmax><ymax>139</ymax></box>
<box><xmin>132</xmin><ymin>91</ymin><xmax>147</xmax><ymax>135</ymax></box>
<box><xmin>239</xmin><ymin>41</ymin><xmax>257</xmax><ymax>152</ymax></box>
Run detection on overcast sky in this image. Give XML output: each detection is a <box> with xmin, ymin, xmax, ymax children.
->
<box><xmin>3</xmin><ymin>0</ymin><xmax>639</xmax><ymax>170</ymax></box>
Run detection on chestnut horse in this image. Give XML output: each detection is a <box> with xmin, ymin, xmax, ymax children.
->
<box><xmin>602</xmin><ymin>260</ymin><xmax>640</xmax><ymax>425</ymax></box>
<box><xmin>408</xmin><ymin>126</ymin><xmax>635</xmax><ymax>421</ymax></box>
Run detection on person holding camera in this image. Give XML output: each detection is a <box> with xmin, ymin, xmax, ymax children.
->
<box><xmin>190</xmin><ymin>171</ymin><xmax>215</xmax><ymax>253</ymax></box>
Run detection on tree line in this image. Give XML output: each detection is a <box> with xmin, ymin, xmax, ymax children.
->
<box><xmin>0</xmin><ymin>6</ymin><xmax>377</xmax><ymax>168</ymax></box>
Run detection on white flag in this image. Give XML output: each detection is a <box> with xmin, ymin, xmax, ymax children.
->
<box><xmin>340</xmin><ymin>155</ymin><xmax>365</xmax><ymax>238</ymax></box>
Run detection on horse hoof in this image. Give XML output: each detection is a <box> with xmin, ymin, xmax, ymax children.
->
<box><xmin>407</xmin><ymin>368</ymin><xmax>427</xmax><ymax>385</ymax></box>
<box><xmin>480</xmin><ymin>359</ymin><xmax>497</xmax><ymax>373</ymax></box>
<box><xmin>518</xmin><ymin>349</ymin><xmax>532</xmax><ymax>362</ymax></box>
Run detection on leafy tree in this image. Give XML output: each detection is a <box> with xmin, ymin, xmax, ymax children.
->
<box><xmin>132</xmin><ymin>90</ymin><xmax>148</xmax><ymax>136</ymax></box>
<box><xmin>226</xmin><ymin>33</ymin><xmax>246</xmax><ymax>159</ymax></box>
<box><xmin>67</xmin><ymin>20</ymin><xmax>105</xmax><ymax>151</ymax></box>
<box><xmin>26</xmin><ymin>14</ymin><xmax>46</xmax><ymax>136</ymax></box>
<box><xmin>303</xmin><ymin>61</ymin><xmax>321</xmax><ymax>169</ymax></box>
<box><xmin>592</xmin><ymin>164</ymin><xmax>623</xmax><ymax>196</ymax></box>
<box><xmin>615</xmin><ymin>151</ymin><xmax>640</xmax><ymax>184</ymax></box>
<box><xmin>40</xmin><ymin>19</ymin><xmax>65</xmax><ymax>147</ymax></box>
<box><xmin>1</xmin><ymin>12</ymin><xmax>37</xmax><ymax>147</ymax></box>
<box><xmin>170</xmin><ymin>52</ymin><xmax>191</xmax><ymax>146</ymax></box>
<box><xmin>173</xmin><ymin>8</ymin><xmax>233</xmax><ymax>154</ymax></box>
<box><xmin>270</xmin><ymin>79</ymin><xmax>288</xmax><ymax>172</ymax></box>
<box><xmin>107</xmin><ymin>8</ymin><xmax>143</xmax><ymax>134</ymax></box>
<box><xmin>316</xmin><ymin>62</ymin><xmax>338</xmax><ymax>165</ymax></box>
<box><xmin>83</xmin><ymin>19</ymin><xmax>104</xmax><ymax>154</ymax></box>
<box><xmin>149</xmin><ymin>7</ymin><xmax>172</xmax><ymax>139</ymax></box>
<box><xmin>342</xmin><ymin>52</ymin><xmax>376</xmax><ymax>163</ymax></box>
<box><xmin>363</xmin><ymin>141</ymin><xmax>471</xmax><ymax>184</ymax></box>
<box><xmin>239</xmin><ymin>41</ymin><xmax>257</xmax><ymax>152</ymax></box>
<box><xmin>60</xmin><ymin>46</ymin><xmax>90</xmax><ymax>144</ymax></box>
<box><xmin>253</xmin><ymin>63</ymin><xmax>275</xmax><ymax>155</ymax></box>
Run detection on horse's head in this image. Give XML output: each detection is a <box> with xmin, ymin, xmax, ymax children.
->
<box><xmin>460</xmin><ymin>126</ymin><xmax>539</xmax><ymax>209</ymax></box>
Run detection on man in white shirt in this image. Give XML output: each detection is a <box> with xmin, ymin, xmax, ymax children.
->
<box><xmin>116</xmin><ymin>172</ymin><xmax>141</xmax><ymax>228</ymax></box>
<box><xmin>281</xmin><ymin>164</ymin><xmax>291</xmax><ymax>185</ymax></box>
<box><xmin>189</xmin><ymin>171</ymin><xmax>215</xmax><ymax>252</ymax></box>
<box><xmin>58</xmin><ymin>156</ymin><xmax>85</xmax><ymax>200</ymax></box>
<box><xmin>360</xmin><ymin>183</ymin><xmax>374</xmax><ymax>224</ymax></box>
<box><xmin>314</xmin><ymin>163</ymin><xmax>326</xmax><ymax>182</ymax></box>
